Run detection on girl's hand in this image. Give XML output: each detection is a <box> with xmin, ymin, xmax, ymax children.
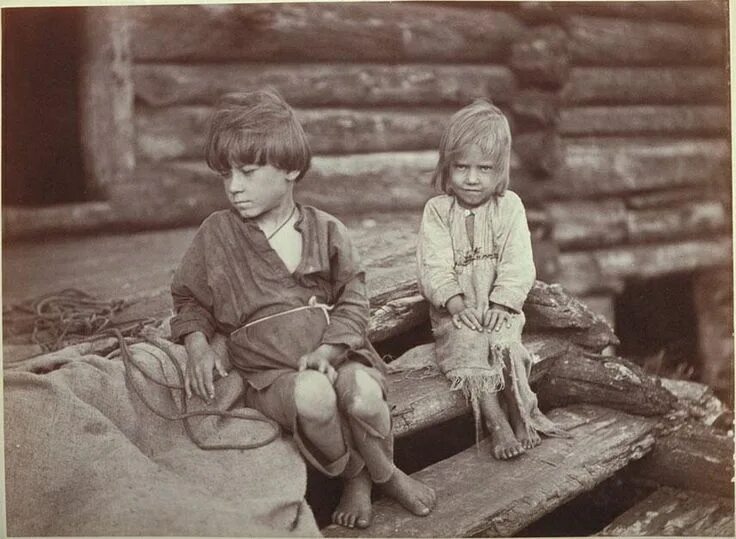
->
<box><xmin>483</xmin><ymin>304</ymin><xmax>514</xmax><ymax>333</ymax></box>
<box><xmin>185</xmin><ymin>343</ymin><xmax>228</xmax><ymax>402</ymax></box>
<box><xmin>298</xmin><ymin>344</ymin><xmax>342</xmax><ymax>385</ymax></box>
<box><xmin>452</xmin><ymin>307</ymin><xmax>485</xmax><ymax>331</ymax></box>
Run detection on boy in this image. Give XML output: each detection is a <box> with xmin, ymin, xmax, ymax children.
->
<box><xmin>170</xmin><ymin>89</ymin><xmax>435</xmax><ymax>529</ymax></box>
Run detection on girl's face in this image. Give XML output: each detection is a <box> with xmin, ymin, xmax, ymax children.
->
<box><xmin>223</xmin><ymin>163</ymin><xmax>298</xmax><ymax>219</ymax></box>
<box><xmin>448</xmin><ymin>144</ymin><xmax>502</xmax><ymax>208</ymax></box>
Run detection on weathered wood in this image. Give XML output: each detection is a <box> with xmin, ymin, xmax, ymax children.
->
<box><xmin>554</xmin><ymin>138</ymin><xmax>730</xmax><ymax>197</ymax></box>
<box><xmin>599</xmin><ymin>487</ymin><xmax>734</xmax><ymax>537</ymax></box>
<box><xmin>566</xmin><ymin>16</ymin><xmax>726</xmax><ymax>66</ymax></box>
<box><xmin>513</xmin><ymin>131</ymin><xmax>560</xmax><ymax>177</ymax></box>
<box><xmin>133</xmin><ymin>63</ymin><xmax>517</xmax><ymax>108</ymax></box>
<box><xmin>79</xmin><ymin>7</ymin><xmax>135</xmax><ymax>196</ymax></box>
<box><xmin>135</xmin><ymin>106</ymin><xmax>454</xmax><ymax>160</ymax></box>
<box><xmin>660</xmin><ymin>378</ymin><xmax>731</xmax><ymax>427</ymax></box>
<box><xmin>556</xmin><ymin>237</ymin><xmax>732</xmax><ymax>296</ymax></box>
<box><xmin>561</xmin><ymin>67</ymin><xmax>728</xmax><ymax>105</ymax></box>
<box><xmin>325</xmin><ymin>405</ymin><xmax>657</xmax><ymax>537</ymax></box>
<box><xmin>559</xmin><ymin>106</ymin><xmax>729</xmax><ymax>136</ymax></box>
<box><xmin>626</xmin><ymin>186</ymin><xmax>717</xmax><ymax>209</ymax></box>
<box><xmin>535</xmin><ymin>353</ymin><xmax>677</xmax><ymax>416</ymax></box>
<box><xmin>548</xmin><ymin>198</ymin><xmax>729</xmax><ymax>248</ymax></box>
<box><xmin>510</xmin><ymin>25</ymin><xmax>569</xmax><ymax>88</ymax></box>
<box><xmin>131</xmin><ymin>4</ymin><xmax>523</xmax><ymax>62</ymax></box>
<box><xmin>3</xmin><ymin>202</ymin><xmax>120</xmax><ymax>242</ymax></box>
<box><xmin>510</xmin><ymin>89</ymin><xmax>559</xmax><ymax>131</ymax></box>
<box><xmin>629</xmin><ymin>421</ymin><xmax>734</xmax><ymax>498</ymax></box>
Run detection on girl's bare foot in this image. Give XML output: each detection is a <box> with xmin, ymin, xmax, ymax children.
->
<box><xmin>488</xmin><ymin>421</ymin><xmax>526</xmax><ymax>459</ymax></box>
<box><xmin>380</xmin><ymin>467</ymin><xmax>436</xmax><ymax>516</ymax></box>
<box><xmin>512</xmin><ymin>421</ymin><xmax>541</xmax><ymax>450</ymax></box>
<box><xmin>332</xmin><ymin>469</ymin><xmax>373</xmax><ymax>529</ymax></box>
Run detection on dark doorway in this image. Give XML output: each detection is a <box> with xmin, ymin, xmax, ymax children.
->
<box><xmin>614</xmin><ymin>273</ymin><xmax>700</xmax><ymax>380</ymax></box>
<box><xmin>2</xmin><ymin>7</ymin><xmax>87</xmax><ymax>206</ymax></box>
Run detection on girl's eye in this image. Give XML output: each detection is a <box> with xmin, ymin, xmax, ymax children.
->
<box><xmin>480</xmin><ymin>166</ymin><xmax>494</xmax><ymax>173</ymax></box>
<box><xmin>454</xmin><ymin>164</ymin><xmax>468</xmax><ymax>170</ymax></box>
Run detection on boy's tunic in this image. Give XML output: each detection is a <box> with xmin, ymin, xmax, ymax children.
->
<box><xmin>170</xmin><ymin>205</ymin><xmax>385</xmax><ymax>390</ymax></box>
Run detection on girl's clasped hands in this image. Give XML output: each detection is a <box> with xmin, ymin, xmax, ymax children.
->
<box><xmin>446</xmin><ymin>295</ymin><xmax>513</xmax><ymax>333</ymax></box>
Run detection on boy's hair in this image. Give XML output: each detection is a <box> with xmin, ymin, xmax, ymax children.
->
<box><xmin>206</xmin><ymin>88</ymin><xmax>311</xmax><ymax>181</ymax></box>
<box><xmin>432</xmin><ymin>99</ymin><xmax>512</xmax><ymax>196</ymax></box>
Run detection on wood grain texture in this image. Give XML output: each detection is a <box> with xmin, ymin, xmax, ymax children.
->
<box><xmin>133</xmin><ymin>64</ymin><xmax>517</xmax><ymax>108</ymax></box>
<box><xmin>599</xmin><ymin>487</ymin><xmax>734</xmax><ymax>537</ymax></box>
<box><xmin>131</xmin><ymin>3</ymin><xmax>523</xmax><ymax>62</ymax></box>
<box><xmin>325</xmin><ymin>405</ymin><xmax>657</xmax><ymax>537</ymax></box>
<box><xmin>566</xmin><ymin>16</ymin><xmax>726</xmax><ymax>66</ymax></box>
<box><xmin>561</xmin><ymin>67</ymin><xmax>728</xmax><ymax>105</ymax></box>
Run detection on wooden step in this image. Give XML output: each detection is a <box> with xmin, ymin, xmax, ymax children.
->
<box><xmin>324</xmin><ymin>405</ymin><xmax>657</xmax><ymax>537</ymax></box>
<box><xmin>598</xmin><ymin>486</ymin><xmax>734</xmax><ymax>536</ymax></box>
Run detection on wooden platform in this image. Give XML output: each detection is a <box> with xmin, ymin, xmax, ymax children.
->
<box><xmin>324</xmin><ymin>405</ymin><xmax>657</xmax><ymax>537</ymax></box>
<box><xmin>599</xmin><ymin>486</ymin><xmax>734</xmax><ymax>536</ymax></box>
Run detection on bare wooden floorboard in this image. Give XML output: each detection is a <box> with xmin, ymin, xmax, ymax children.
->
<box><xmin>324</xmin><ymin>405</ymin><xmax>657</xmax><ymax>537</ymax></box>
<box><xmin>599</xmin><ymin>486</ymin><xmax>734</xmax><ymax>537</ymax></box>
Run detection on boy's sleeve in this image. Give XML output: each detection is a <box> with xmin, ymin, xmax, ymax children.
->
<box><xmin>170</xmin><ymin>229</ymin><xmax>217</xmax><ymax>343</ymax></box>
<box><xmin>416</xmin><ymin>200</ymin><xmax>463</xmax><ymax>310</ymax></box>
<box><xmin>320</xmin><ymin>221</ymin><xmax>371</xmax><ymax>352</ymax></box>
<box><xmin>489</xmin><ymin>196</ymin><xmax>536</xmax><ymax>313</ymax></box>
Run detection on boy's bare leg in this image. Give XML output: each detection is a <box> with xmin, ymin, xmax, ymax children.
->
<box><xmin>504</xmin><ymin>389</ymin><xmax>541</xmax><ymax>450</ymax></box>
<box><xmin>479</xmin><ymin>391</ymin><xmax>525</xmax><ymax>459</ymax></box>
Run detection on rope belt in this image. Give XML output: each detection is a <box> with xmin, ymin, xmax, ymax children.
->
<box><xmin>242</xmin><ymin>295</ymin><xmax>333</xmax><ymax>329</ymax></box>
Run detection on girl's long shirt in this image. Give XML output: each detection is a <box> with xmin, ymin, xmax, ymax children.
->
<box><xmin>416</xmin><ymin>191</ymin><xmax>536</xmax><ymax>316</ymax></box>
<box><xmin>170</xmin><ymin>206</ymin><xmax>384</xmax><ymax>390</ymax></box>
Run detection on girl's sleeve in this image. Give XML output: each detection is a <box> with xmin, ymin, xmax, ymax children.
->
<box><xmin>489</xmin><ymin>195</ymin><xmax>536</xmax><ymax>313</ymax></box>
<box><xmin>320</xmin><ymin>221</ymin><xmax>370</xmax><ymax>351</ymax></box>
<box><xmin>416</xmin><ymin>200</ymin><xmax>463</xmax><ymax>310</ymax></box>
<box><xmin>170</xmin><ymin>228</ymin><xmax>217</xmax><ymax>343</ymax></box>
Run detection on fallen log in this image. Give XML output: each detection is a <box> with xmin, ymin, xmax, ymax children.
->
<box><xmin>131</xmin><ymin>4</ymin><xmax>523</xmax><ymax>62</ymax></box>
<box><xmin>561</xmin><ymin>67</ymin><xmax>728</xmax><ymax>105</ymax></box>
<box><xmin>599</xmin><ymin>487</ymin><xmax>734</xmax><ymax>537</ymax></box>
<box><xmin>559</xmin><ymin>105</ymin><xmax>728</xmax><ymax>136</ymax></box>
<box><xmin>133</xmin><ymin>63</ymin><xmax>517</xmax><ymax>108</ymax></box>
<box><xmin>566</xmin><ymin>16</ymin><xmax>725</xmax><ymax>66</ymax></box>
<box><xmin>510</xmin><ymin>25</ymin><xmax>569</xmax><ymax>88</ymax></box>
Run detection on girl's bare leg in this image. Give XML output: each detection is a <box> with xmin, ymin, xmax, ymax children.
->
<box><xmin>504</xmin><ymin>388</ymin><xmax>541</xmax><ymax>450</ymax></box>
<box><xmin>478</xmin><ymin>391</ymin><xmax>525</xmax><ymax>459</ymax></box>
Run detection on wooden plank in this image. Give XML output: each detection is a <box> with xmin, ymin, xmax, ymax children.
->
<box><xmin>131</xmin><ymin>4</ymin><xmax>523</xmax><ymax>62</ymax></box>
<box><xmin>133</xmin><ymin>63</ymin><xmax>517</xmax><ymax>108</ymax></box>
<box><xmin>510</xmin><ymin>25</ymin><xmax>569</xmax><ymax>88</ymax></box>
<box><xmin>559</xmin><ymin>106</ymin><xmax>728</xmax><ymax>136</ymax></box>
<box><xmin>561</xmin><ymin>67</ymin><xmax>728</xmax><ymax>105</ymax></box>
<box><xmin>566</xmin><ymin>16</ymin><xmax>726</xmax><ymax>66</ymax></box>
<box><xmin>135</xmin><ymin>106</ymin><xmax>453</xmax><ymax>160</ymax></box>
<box><xmin>599</xmin><ymin>487</ymin><xmax>734</xmax><ymax>537</ymax></box>
<box><xmin>79</xmin><ymin>6</ymin><xmax>135</xmax><ymax>196</ymax></box>
<box><xmin>515</xmin><ymin>1</ymin><xmax>727</xmax><ymax>24</ymax></box>
<box><xmin>553</xmin><ymin>137</ymin><xmax>730</xmax><ymax>197</ymax></box>
<box><xmin>325</xmin><ymin>405</ymin><xmax>657</xmax><ymax>537</ymax></box>
<box><xmin>556</xmin><ymin>237</ymin><xmax>732</xmax><ymax>296</ymax></box>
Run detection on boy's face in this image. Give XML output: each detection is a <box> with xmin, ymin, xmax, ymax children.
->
<box><xmin>448</xmin><ymin>144</ymin><xmax>502</xmax><ymax>208</ymax></box>
<box><xmin>224</xmin><ymin>163</ymin><xmax>299</xmax><ymax>219</ymax></box>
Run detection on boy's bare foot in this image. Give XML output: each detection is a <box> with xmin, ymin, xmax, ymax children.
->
<box><xmin>380</xmin><ymin>467</ymin><xmax>436</xmax><ymax>516</ymax></box>
<box><xmin>512</xmin><ymin>421</ymin><xmax>541</xmax><ymax>450</ymax></box>
<box><xmin>333</xmin><ymin>469</ymin><xmax>373</xmax><ymax>529</ymax></box>
<box><xmin>488</xmin><ymin>422</ymin><xmax>525</xmax><ymax>460</ymax></box>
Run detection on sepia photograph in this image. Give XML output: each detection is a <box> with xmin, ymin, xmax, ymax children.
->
<box><xmin>2</xmin><ymin>0</ymin><xmax>733</xmax><ymax>536</ymax></box>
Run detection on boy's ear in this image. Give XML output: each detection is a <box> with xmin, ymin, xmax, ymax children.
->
<box><xmin>285</xmin><ymin>170</ymin><xmax>300</xmax><ymax>182</ymax></box>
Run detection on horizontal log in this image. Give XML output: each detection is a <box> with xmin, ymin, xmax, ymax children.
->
<box><xmin>556</xmin><ymin>236</ymin><xmax>732</xmax><ymax>295</ymax></box>
<box><xmin>626</xmin><ymin>186</ymin><xmax>714</xmax><ymax>209</ymax></box>
<box><xmin>566</xmin><ymin>16</ymin><xmax>726</xmax><ymax>66</ymax></box>
<box><xmin>510</xmin><ymin>25</ymin><xmax>569</xmax><ymax>88</ymax></box>
<box><xmin>562</xmin><ymin>67</ymin><xmax>728</xmax><ymax>105</ymax></box>
<box><xmin>661</xmin><ymin>378</ymin><xmax>731</xmax><ymax>428</ymax></box>
<box><xmin>135</xmin><ymin>106</ymin><xmax>454</xmax><ymax>160</ymax></box>
<box><xmin>548</xmin><ymin>197</ymin><xmax>729</xmax><ymax>248</ymax></box>
<box><xmin>629</xmin><ymin>422</ymin><xmax>734</xmax><ymax>498</ymax></box>
<box><xmin>133</xmin><ymin>64</ymin><xmax>517</xmax><ymax>108</ymax></box>
<box><xmin>131</xmin><ymin>4</ymin><xmax>523</xmax><ymax>62</ymax></box>
<box><xmin>515</xmin><ymin>1</ymin><xmax>726</xmax><ymax>25</ymax></box>
<box><xmin>559</xmin><ymin>106</ymin><xmax>729</xmax><ymax>136</ymax></box>
<box><xmin>599</xmin><ymin>487</ymin><xmax>734</xmax><ymax>537</ymax></box>
<box><xmin>553</xmin><ymin>137</ymin><xmax>730</xmax><ymax>197</ymax></box>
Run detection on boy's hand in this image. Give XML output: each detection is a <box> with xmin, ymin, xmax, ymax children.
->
<box><xmin>184</xmin><ymin>332</ymin><xmax>228</xmax><ymax>402</ymax></box>
<box><xmin>298</xmin><ymin>344</ymin><xmax>344</xmax><ymax>385</ymax></box>
<box><xmin>447</xmin><ymin>294</ymin><xmax>484</xmax><ymax>331</ymax></box>
<box><xmin>483</xmin><ymin>304</ymin><xmax>514</xmax><ymax>333</ymax></box>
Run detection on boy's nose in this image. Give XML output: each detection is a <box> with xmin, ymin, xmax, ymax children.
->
<box><xmin>228</xmin><ymin>170</ymin><xmax>246</xmax><ymax>192</ymax></box>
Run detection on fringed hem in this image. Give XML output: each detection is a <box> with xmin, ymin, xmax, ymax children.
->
<box><xmin>447</xmin><ymin>371</ymin><xmax>505</xmax><ymax>403</ymax></box>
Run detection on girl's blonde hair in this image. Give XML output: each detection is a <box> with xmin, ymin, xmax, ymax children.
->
<box><xmin>432</xmin><ymin>99</ymin><xmax>512</xmax><ymax>196</ymax></box>
<box><xmin>206</xmin><ymin>88</ymin><xmax>311</xmax><ymax>181</ymax></box>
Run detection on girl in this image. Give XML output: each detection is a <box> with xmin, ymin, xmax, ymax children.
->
<box><xmin>417</xmin><ymin>100</ymin><xmax>566</xmax><ymax>460</ymax></box>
